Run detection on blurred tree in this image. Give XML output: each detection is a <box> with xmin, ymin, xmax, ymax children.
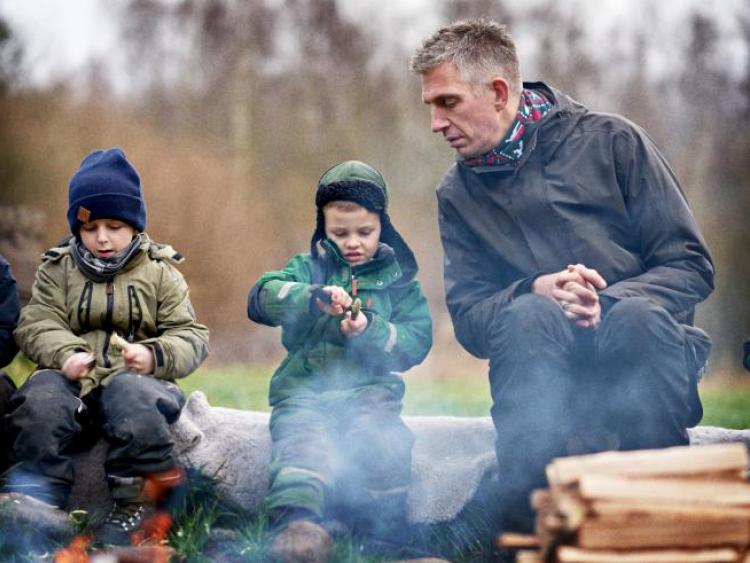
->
<box><xmin>671</xmin><ymin>11</ymin><xmax>739</xmax><ymax>368</ymax></box>
<box><xmin>0</xmin><ymin>14</ymin><xmax>25</xmax><ymax>204</ymax></box>
<box><xmin>0</xmin><ymin>15</ymin><xmax>22</xmax><ymax>95</ymax></box>
<box><xmin>526</xmin><ymin>0</ymin><xmax>600</xmax><ymax>100</ymax></box>
<box><xmin>704</xmin><ymin>5</ymin><xmax>750</xmax><ymax>371</ymax></box>
<box><xmin>443</xmin><ymin>0</ymin><xmax>513</xmax><ymax>25</ymax></box>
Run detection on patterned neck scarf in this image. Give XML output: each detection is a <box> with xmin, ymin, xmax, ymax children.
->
<box><xmin>463</xmin><ymin>88</ymin><xmax>553</xmax><ymax>167</ymax></box>
<box><xmin>72</xmin><ymin>234</ymin><xmax>143</xmax><ymax>282</ymax></box>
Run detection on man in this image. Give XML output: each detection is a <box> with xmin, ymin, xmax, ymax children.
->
<box><xmin>410</xmin><ymin>19</ymin><xmax>714</xmax><ymax>532</ymax></box>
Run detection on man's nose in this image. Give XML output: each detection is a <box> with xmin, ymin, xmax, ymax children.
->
<box><xmin>431</xmin><ymin>108</ymin><xmax>449</xmax><ymax>133</ymax></box>
<box><xmin>344</xmin><ymin>238</ymin><xmax>359</xmax><ymax>248</ymax></box>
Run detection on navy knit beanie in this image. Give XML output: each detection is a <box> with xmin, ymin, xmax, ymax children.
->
<box><xmin>67</xmin><ymin>148</ymin><xmax>147</xmax><ymax>235</ymax></box>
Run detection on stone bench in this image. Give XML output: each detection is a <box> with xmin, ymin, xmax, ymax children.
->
<box><xmin>70</xmin><ymin>391</ymin><xmax>750</xmax><ymax>525</ymax></box>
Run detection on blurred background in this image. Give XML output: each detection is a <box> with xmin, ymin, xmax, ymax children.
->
<box><xmin>0</xmin><ymin>0</ymin><xmax>748</xmax><ymax>382</ymax></box>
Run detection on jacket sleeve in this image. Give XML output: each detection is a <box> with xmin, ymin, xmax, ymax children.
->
<box><xmin>14</xmin><ymin>260</ymin><xmax>92</xmax><ymax>369</ymax></box>
<box><xmin>348</xmin><ymin>279</ymin><xmax>433</xmax><ymax>373</ymax></box>
<box><xmin>439</xmin><ymin>195</ymin><xmax>535</xmax><ymax>359</ymax></box>
<box><xmin>598</xmin><ymin>127</ymin><xmax>714</xmax><ymax>319</ymax></box>
<box><xmin>140</xmin><ymin>263</ymin><xmax>209</xmax><ymax>380</ymax></box>
<box><xmin>0</xmin><ymin>257</ymin><xmax>20</xmax><ymax>367</ymax></box>
<box><xmin>247</xmin><ymin>255</ymin><xmax>322</xmax><ymax>330</ymax></box>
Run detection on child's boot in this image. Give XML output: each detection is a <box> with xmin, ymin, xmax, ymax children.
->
<box><xmin>97</xmin><ymin>475</ymin><xmax>153</xmax><ymax>546</ymax></box>
<box><xmin>270</xmin><ymin>519</ymin><xmax>333</xmax><ymax>563</ymax></box>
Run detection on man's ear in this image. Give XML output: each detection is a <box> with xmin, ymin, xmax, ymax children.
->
<box><xmin>490</xmin><ymin>77</ymin><xmax>511</xmax><ymax>111</ymax></box>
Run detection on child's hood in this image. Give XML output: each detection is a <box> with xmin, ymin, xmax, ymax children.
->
<box><xmin>310</xmin><ymin>160</ymin><xmax>418</xmax><ymax>281</ymax></box>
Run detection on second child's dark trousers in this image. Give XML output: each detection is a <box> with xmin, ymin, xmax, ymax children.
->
<box><xmin>487</xmin><ymin>294</ymin><xmax>700</xmax><ymax>532</ymax></box>
<box><xmin>266</xmin><ymin>384</ymin><xmax>414</xmax><ymax>536</ymax></box>
<box><xmin>4</xmin><ymin>370</ymin><xmax>185</xmax><ymax>508</ymax></box>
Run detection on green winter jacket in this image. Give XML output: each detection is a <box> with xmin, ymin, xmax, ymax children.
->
<box><xmin>248</xmin><ymin>240</ymin><xmax>432</xmax><ymax>405</ymax></box>
<box><xmin>15</xmin><ymin>234</ymin><xmax>209</xmax><ymax>396</ymax></box>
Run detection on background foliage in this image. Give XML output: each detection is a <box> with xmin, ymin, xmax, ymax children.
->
<box><xmin>0</xmin><ymin>0</ymin><xmax>748</xmax><ymax>379</ymax></box>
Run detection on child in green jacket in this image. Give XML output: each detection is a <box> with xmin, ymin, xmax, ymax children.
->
<box><xmin>247</xmin><ymin>160</ymin><xmax>432</xmax><ymax>557</ymax></box>
<box><xmin>4</xmin><ymin>148</ymin><xmax>209</xmax><ymax>546</ymax></box>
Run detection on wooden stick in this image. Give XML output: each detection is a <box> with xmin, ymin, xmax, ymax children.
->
<box><xmin>557</xmin><ymin>546</ymin><xmax>739</xmax><ymax>563</ymax></box>
<box><xmin>496</xmin><ymin>532</ymin><xmax>541</xmax><ymax>549</ymax></box>
<box><xmin>109</xmin><ymin>332</ymin><xmax>130</xmax><ymax>351</ymax></box>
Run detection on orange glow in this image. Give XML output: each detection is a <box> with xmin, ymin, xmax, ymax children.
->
<box><xmin>142</xmin><ymin>466</ymin><xmax>186</xmax><ymax>504</ymax></box>
<box><xmin>130</xmin><ymin>511</ymin><xmax>172</xmax><ymax>546</ymax></box>
<box><xmin>54</xmin><ymin>535</ymin><xmax>91</xmax><ymax>563</ymax></box>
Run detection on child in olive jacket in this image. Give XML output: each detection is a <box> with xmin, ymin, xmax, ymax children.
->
<box><xmin>5</xmin><ymin>148</ymin><xmax>209</xmax><ymax>544</ymax></box>
<box><xmin>248</xmin><ymin>161</ymin><xmax>432</xmax><ymax>551</ymax></box>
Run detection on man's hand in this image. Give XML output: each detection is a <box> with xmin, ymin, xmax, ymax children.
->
<box><xmin>561</xmin><ymin>264</ymin><xmax>607</xmax><ymax>328</ymax></box>
<box><xmin>341</xmin><ymin>310</ymin><xmax>368</xmax><ymax>337</ymax></box>
<box><xmin>62</xmin><ymin>351</ymin><xmax>95</xmax><ymax>381</ymax></box>
<box><xmin>315</xmin><ymin>285</ymin><xmax>353</xmax><ymax>316</ymax></box>
<box><xmin>533</xmin><ymin>264</ymin><xmax>607</xmax><ymax>329</ymax></box>
<box><xmin>122</xmin><ymin>342</ymin><xmax>155</xmax><ymax>375</ymax></box>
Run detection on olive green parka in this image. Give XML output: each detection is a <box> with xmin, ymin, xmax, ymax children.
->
<box><xmin>15</xmin><ymin>234</ymin><xmax>209</xmax><ymax>396</ymax></box>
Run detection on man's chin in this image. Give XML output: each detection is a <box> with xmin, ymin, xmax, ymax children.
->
<box><xmin>453</xmin><ymin>143</ymin><xmax>485</xmax><ymax>159</ymax></box>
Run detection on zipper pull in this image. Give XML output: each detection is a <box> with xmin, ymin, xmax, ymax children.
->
<box><xmin>351</xmin><ymin>274</ymin><xmax>358</xmax><ymax>297</ymax></box>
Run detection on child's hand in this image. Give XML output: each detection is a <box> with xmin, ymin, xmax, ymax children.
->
<box><xmin>341</xmin><ymin>310</ymin><xmax>368</xmax><ymax>337</ymax></box>
<box><xmin>62</xmin><ymin>351</ymin><xmax>95</xmax><ymax>380</ymax></box>
<box><xmin>122</xmin><ymin>343</ymin><xmax>155</xmax><ymax>375</ymax></box>
<box><xmin>315</xmin><ymin>286</ymin><xmax>352</xmax><ymax>316</ymax></box>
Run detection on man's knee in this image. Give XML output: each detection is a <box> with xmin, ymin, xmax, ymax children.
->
<box><xmin>604</xmin><ymin>297</ymin><xmax>678</xmax><ymax>333</ymax></box>
<box><xmin>489</xmin><ymin>293</ymin><xmax>568</xmax><ymax>347</ymax></box>
<box><xmin>600</xmin><ymin>297</ymin><xmax>682</xmax><ymax>353</ymax></box>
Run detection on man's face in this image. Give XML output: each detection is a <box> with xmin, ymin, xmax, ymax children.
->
<box><xmin>421</xmin><ymin>62</ymin><xmax>505</xmax><ymax>158</ymax></box>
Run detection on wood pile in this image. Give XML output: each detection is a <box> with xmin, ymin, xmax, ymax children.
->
<box><xmin>503</xmin><ymin>443</ymin><xmax>750</xmax><ymax>562</ymax></box>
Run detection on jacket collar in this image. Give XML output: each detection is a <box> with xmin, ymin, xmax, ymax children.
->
<box><xmin>318</xmin><ymin>239</ymin><xmax>403</xmax><ymax>287</ymax></box>
<box><xmin>459</xmin><ymin>81</ymin><xmax>588</xmax><ymax>175</ymax></box>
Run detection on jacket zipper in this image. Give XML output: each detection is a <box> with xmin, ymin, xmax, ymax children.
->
<box><xmin>102</xmin><ymin>280</ymin><xmax>114</xmax><ymax>368</ymax></box>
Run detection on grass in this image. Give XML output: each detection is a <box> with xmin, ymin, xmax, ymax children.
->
<box><xmin>179</xmin><ymin>363</ymin><xmax>750</xmax><ymax>429</ymax></box>
<box><xmin>4</xmin><ymin>359</ymin><xmax>750</xmax><ymax>561</ymax></box>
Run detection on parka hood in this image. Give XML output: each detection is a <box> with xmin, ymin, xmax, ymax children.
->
<box><xmin>311</xmin><ymin>160</ymin><xmax>418</xmax><ymax>280</ymax></box>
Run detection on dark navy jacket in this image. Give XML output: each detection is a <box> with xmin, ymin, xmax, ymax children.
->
<box><xmin>0</xmin><ymin>255</ymin><xmax>20</xmax><ymax>367</ymax></box>
<box><xmin>436</xmin><ymin>82</ymin><xmax>714</xmax><ymax>372</ymax></box>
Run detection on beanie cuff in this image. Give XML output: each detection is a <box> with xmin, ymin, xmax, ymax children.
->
<box><xmin>67</xmin><ymin>192</ymin><xmax>146</xmax><ymax>234</ymax></box>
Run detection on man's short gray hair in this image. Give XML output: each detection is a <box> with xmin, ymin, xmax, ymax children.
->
<box><xmin>410</xmin><ymin>18</ymin><xmax>521</xmax><ymax>95</ymax></box>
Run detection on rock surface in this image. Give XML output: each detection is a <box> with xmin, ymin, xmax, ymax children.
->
<box><xmin>70</xmin><ymin>391</ymin><xmax>750</xmax><ymax>525</ymax></box>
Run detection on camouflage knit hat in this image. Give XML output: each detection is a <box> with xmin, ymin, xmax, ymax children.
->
<box><xmin>311</xmin><ymin>160</ymin><xmax>418</xmax><ymax>277</ymax></box>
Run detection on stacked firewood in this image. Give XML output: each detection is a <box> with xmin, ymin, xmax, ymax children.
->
<box><xmin>507</xmin><ymin>443</ymin><xmax>750</xmax><ymax>563</ymax></box>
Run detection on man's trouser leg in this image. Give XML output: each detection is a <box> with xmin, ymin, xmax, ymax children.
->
<box><xmin>336</xmin><ymin>384</ymin><xmax>414</xmax><ymax>537</ymax></box>
<box><xmin>100</xmin><ymin>372</ymin><xmax>185</xmax><ymax>479</ymax></box>
<box><xmin>4</xmin><ymin>370</ymin><xmax>83</xmax><ymax>507</ymax></box>
<box><xmin>595</xmin><ymin>297</ymin><xmax>696</xmax><ymax>450</ymax></box>
<box><xmin>487</xmin><ymin>294</ymin><xmax>578</xmax><ymax>532</ymax></box>
<box><xmin>266</xmin><ymin>398</ymin><xmax>336</xmax><ymax>526</ymax></box>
